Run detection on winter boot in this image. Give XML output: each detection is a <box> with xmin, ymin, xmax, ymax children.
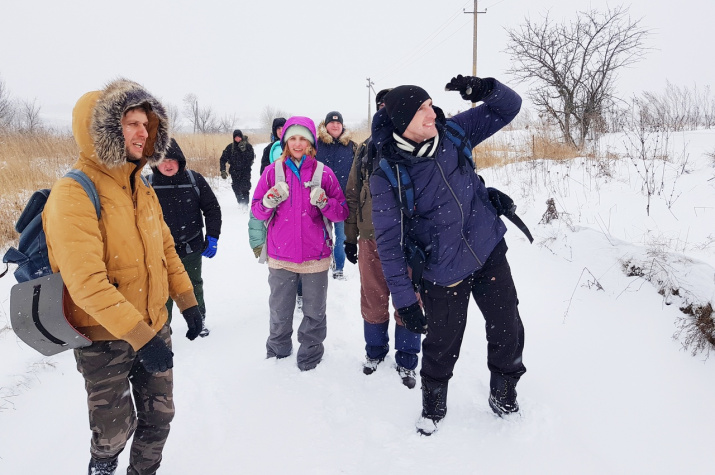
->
<box><xmin>416</xmin><ymin>377</ymin><xmax>448</xmax><ymax>436</ymax></box>
<box><xmin>488</xmin><ymin>373</ymin><xmax>520</xmax><ymax>417</ymax></box>
<box><xmin>88</xmin><ymin>456</ymin><xmax>118</xmax><ymax>475</ymax></box>
<box><xmin>199</xmin><ymin>316</ymin><xmax>210</xmax><ymax>337</ymax></box>
<box><xmin>362</xmin><ymin>356</ymin><xmax>384</xmax><ymax>375</ymax></box>
<box><xmin>296</xmin><ymin>295</ymin><xmax>303</xmax><ymax>311</ymax></box>
<box><xmin>332</xmin><ymin>270</ymin><xmax>345</xmax><ymax>280</ymax></box>
<box><xmin>396</xmin><ymin>365</ymin><xmax>417</xmax><ymax>389</ymax></box>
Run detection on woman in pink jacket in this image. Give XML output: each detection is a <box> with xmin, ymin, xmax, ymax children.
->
<box><xmin>252</xmin><ymin>116</ymin><xmax>349</xmax><ymax>371</ymax></box>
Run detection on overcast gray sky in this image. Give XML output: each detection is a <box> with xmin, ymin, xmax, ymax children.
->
<box><xmin>1</xmin><ymin>0</ymin><xmax>712</xmax><ymax>130</ymax></box>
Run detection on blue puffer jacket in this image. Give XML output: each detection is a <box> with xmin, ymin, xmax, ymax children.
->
<box><xmin>316</xmin><ymin>122</ymin><xmax>357</xmax><ymax>193</ymax></box>
<box><xmin>370</xmin><ymin>80</ymin><xmax>522</xmax><ymax>309</ymax></box>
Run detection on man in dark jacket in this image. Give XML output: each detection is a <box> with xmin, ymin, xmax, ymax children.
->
<box><xmin>370</xmin><ymin>76</ymin><xmax>526</xmax><ymax>435</ymax></box>
<box><xmin>260</xmin><ymin>117</ymin><xmax>286</xmax><ymax>174</ymax></box>
<box><xmin>345</xmin><ymin>89</ymin><xmax>421</xmax><ymax>388</ymax></box>
<box><xmin>316</xmin><ymin>111</ymin><xmax>356</xmax><ymax>280</ymax></box>
<box><xmin>152</xmin><ymin>138</ymin><xmax>222</xmax><ymax>337</ymax></box>
<box><xmin>220</xmin><ymin>129</ymin><xmax>255</xmax><ymax>207</ymax></box>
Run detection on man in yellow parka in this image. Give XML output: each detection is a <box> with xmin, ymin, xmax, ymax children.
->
<box><xmin>43</xmin><ymin>78</ymin><xmax>203</xmax><ymax>475</ymax></box>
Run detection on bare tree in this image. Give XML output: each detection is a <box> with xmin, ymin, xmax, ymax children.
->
<box><xmin>18</xmin><ymin>98</ymin><xmax>43</xmax><ymax>134</ymax></box>
<box><xmin>260</xmin><ymin>105</ymin><xmax>290</xmax><ymax>133</ymax></box>
<box><xmin>165</xmin><ymin>102</ymin><xmax>182</xmax><ymax>133</ymax></box>
<box><xmin>0</xmin><ymin>76</ymin><xmax>15</xmax><ymax>129</ymax></box>
<box><xmin>505</xmin><ymin>6</ymin><xmax>650</xmax><ymax>149</ymax></box>
<box><xmin>183</xmin><ymin>93</ymin><xmax>200</xmax><ymax>133</ymax></box>
<box><xmin>217</xmin><ymin>113</ymin><xmax>239</xmax><ymax>134</ymax></box>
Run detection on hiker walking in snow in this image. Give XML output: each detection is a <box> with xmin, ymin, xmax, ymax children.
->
<box><xmin>370</xmin><ymin>76</ymin><xmax>527</xmax><ymax>435</ymax></box>
<box><xmin>220</xmin><ymin>129</ymin><xmax>255</xmax><ymax>207</ymax></box>
<box><xmin>251</xmin><ymin>116</ymin><xmax>349</xmax><ymax>371</ymax></box>
<box><xmin>260</xmin><ymin>117</ymin><xmax>287</xmax><ymax>174</ymax></box>
<box><xmin>149</xmin><ymin>138</ymin><xmax>222</xmax><ymax>338</ymax></box>
<box><xmin>316</xmin><ymin>111</ymin><xmax>357</xmax><ymax>280</ymax></box>
<box><xmin>42</xmin><ymin>79</ymin><xmax>204</xmax><ymax>474</ymax></box>
<box><xmin>344</xmin><ymin>89</ymin><xmax>421</xmax><ymax>388</ymax></box>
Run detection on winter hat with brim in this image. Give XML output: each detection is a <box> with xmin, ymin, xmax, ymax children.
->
<box><xmin>383</xmin><ymin>85</ymin><xmax>431</xmax><ymax>135</ymax></box>
<box><xmin>280</xmin><ymin>116</ymin><xmax>318</xmax><ymax>151</ymax></box>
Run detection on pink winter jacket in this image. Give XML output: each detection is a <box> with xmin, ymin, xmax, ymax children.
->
<box><xmin>252</xmin><ymin>155</ymin><xmax>349</xmax><ymax>263</ymax></box>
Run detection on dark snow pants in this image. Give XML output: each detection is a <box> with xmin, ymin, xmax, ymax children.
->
<box><xmin>166</xmin><ymin>250</ymin><xmax>204</xmax><ymax>323</ymax></box>
<box><xmin>267</xmin><ymin>268</ymin><xmax>328</xmax><ymax>371</ymax></box>
<box><xmin>231</xmin><ymin>180</ymin><xmax>250</xmax><ymax>205</ymax></box>
<box><xmin>74</xmin><ymin>325</ymin><xmax>174</xmax><ymax>475</ymax></box>
<box><xmin>420</xmin><ymin>240</ymin><xmax>526</xmax><ymax>385</ymax></box>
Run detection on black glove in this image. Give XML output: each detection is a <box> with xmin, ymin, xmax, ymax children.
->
<box><xmin>487</xmin><ymin>187</ymin><xmax>517</xmax><ymax>217</ymax></box>
<box><xmin>137</xmin><ymin>335</ymin><xmax>174</xmax><ymax>373</ymax></box>
<box><xmin>344</xmin><ymin>242</ymin><xmax>358</xmax><ymax>265</ymax></box>
<box><xmin>445</xmin><ymin>75</ymin><xmax>494</xmax><ymax>103</ymax></box>
<box><xmin>182</xmin><ymin>305</ymin><xmax>203</xmax><ymax>341</ymax></box>
<box><xmin>398</xmin><ymin>302</ymin><xmax>428</xmax><ymax>334</ymax></box>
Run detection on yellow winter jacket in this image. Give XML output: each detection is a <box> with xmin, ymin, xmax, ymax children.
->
<box><xmin>42</xmin><ymin>79</ymin><xmax>197</xmax><ymax>351</ymax></box>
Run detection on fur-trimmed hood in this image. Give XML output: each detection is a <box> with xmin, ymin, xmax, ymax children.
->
<box><xmin>72</xmin><ymin>78</ymin><xmax>170</xmax><ymax>169</ymax></box>
<box><xmin>317</xmin><ymin>121</ymin><xmax>353</xmax><ymax>146</ymax></box>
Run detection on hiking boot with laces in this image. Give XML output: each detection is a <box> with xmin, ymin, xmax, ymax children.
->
<box><xmin>362</xmin><ymin>356</ymin><xmax>384</xmax><ymax>375</ymax></box>
<box><xmin>88</xmin><ymin>457</ymin><xmax>118</xmax><ymax>475</ymax></box>
<box><xmin>396</xmin><ymin>366</ymin><xmax>417</xmax><ymax>389</ymax></box>
<box><xmin>489</xmin><ymin>374</ymin><xmax>519</xmax><ymax>417</ymax></box>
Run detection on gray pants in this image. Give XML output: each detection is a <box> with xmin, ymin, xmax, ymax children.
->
<box><xmin>267</xmin><ymin>268</ymin><xmax>328</xmax><ymax>371</ymax></box>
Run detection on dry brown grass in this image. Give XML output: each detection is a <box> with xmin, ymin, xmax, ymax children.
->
<box><xmin>0</xmin><ymin>131</ymin><xmax>272</xmax><ymax>250</ymax></box>
<box><xmin>473</xmin><ymin>130</ymin><xmax>581</xmax><ymax>170</ymax></box>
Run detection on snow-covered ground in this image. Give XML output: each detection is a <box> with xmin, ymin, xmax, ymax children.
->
<box><xmin>1</xmin><ymin>131</ymin><xmax>714</xmax><ymax>474</ymax></box>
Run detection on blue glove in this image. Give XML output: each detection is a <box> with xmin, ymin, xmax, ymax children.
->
<box><xmin>202</xmin><ymin>236</ymin><xmax>218</xmax><ymax>258</ymax></box>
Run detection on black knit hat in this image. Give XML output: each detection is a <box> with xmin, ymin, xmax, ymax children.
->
<box><xmin>164</xmin><ymin>138</ymin><xmax>186</xmax><ymax>170</ymax></box>
<box><xmin>233</xmin><ymin>129</ymin><xmax>244</xmax><ymax>139</ymax></box>
<box><xmin>324</xmin><ymin>111</ymin><xmax>343</xmax><ymax>125</ymax></box>
<box><xmin>383</xmin><ymin>85</ymin><xmax>431</xmax><ymax>135</ymax></box>
<box><xmin>375</xmin><ymin>88</ymin><xmax>392</xmax><ymax>108</ymax></box>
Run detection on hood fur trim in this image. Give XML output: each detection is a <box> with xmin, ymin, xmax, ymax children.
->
<box><xmin>90</xmin><ymin>78</ymin><xmax>170</xmax><ymax>169</ymax></box>
<box><xmin>317</xmin><ymin>121</ymin><xmax>353</xmax><ymax>146</ymax></box>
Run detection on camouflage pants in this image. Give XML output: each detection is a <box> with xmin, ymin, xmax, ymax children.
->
<box><xmin>74</xmin><ymin>325</ymin><xmax>174</xmax><ymax>475</ymax></box>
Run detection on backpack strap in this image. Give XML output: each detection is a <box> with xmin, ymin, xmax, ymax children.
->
<box><xmin>303</xmin><ymin>161</ymin><xmax>333</xmax><ymax>248</ymax></box>
<box><xmin>186</xmin><ymin>170</ymin><xmax>201</xmax><ymax>199</ymax></box>
<box><xmin>378</xmin><ymin>159</ymin><xmax>414</xmax><ymax>219</ymax></box>
<box><xmin>64</xmin><ymin>169</ymin><xmax>100</xmax><ymax>219</ymax></box>
<box><xmin>258</xmin><ymin>159</ymin><xmax>286</xmax><ymax>264</ymax></box>
<box><xmin>444</xmin><ymin>120</ymin><xmax>475</xmax><ymax>171</ymax></box>
<box><xmin>146</xmin><ymin>171</ymin><xmax>201</xmax><ymax>199</ymax></box>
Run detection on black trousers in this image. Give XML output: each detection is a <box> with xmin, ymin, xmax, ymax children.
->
<box><xmin>231</xmin><ymin>180</ymin><xmax>250</xmax><ymax>205</ymax></box>
<box><xmin>420</xmin><ymin>240</ymin><xmax>526</xmax><ymax>384</ymax></box>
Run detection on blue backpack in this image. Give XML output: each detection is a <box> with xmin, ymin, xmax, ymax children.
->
<box><xmin>2</xmin><ymin>170</ymin><xmax>101</xmax><ymax>283</ymax></box>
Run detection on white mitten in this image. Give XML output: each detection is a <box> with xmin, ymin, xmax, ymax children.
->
<box><xmin>263</xmin><ymin>182</ymin><xmax>290</xmax><ymax>208</ymax></box>
<box><xmin>310</xmin><ymin>187</ymin><xmax>328</xmax><ymax>209</ymax></box>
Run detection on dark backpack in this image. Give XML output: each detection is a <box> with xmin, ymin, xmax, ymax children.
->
<box><xmin>2</xmin><ymin>170</ymin><xmax>101</xmax><ymax>283</ymax></box>
<box><xmin>1</xmin><ymin>169</ymin><xmax>101</xmax><ymax>356</ymax></box>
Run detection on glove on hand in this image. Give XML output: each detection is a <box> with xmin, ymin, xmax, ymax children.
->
<box><xmin>263</xmin><ymin>182</ymin><xmax>289</xmax><ymax>208</ymax></box>
<box><xmin>398</xmin><ymin>301</ymin><xmax>428</xmax><ymax>334</ymax></box>
<box><xmin>137</xmin><ymin>335</ymin><xmax>174</xmax><ymax>373</ymax></box>
<box><xmin>220</xmin><ymin>170</ymin><xmax>228</xmax><ymax>179</ymax></box>
<box><xmin>182</xmin><ymin>305</ymin><xmax>203</xmax><ymax>341</ymax></box>
<box><xmin>309</xmin><ymin>187</ymin><xmax>328</xmax><ymax>209</ymax></box>
<box><xmin>252</xmin><ymin>245</ymin><xmax>263</xmax><ymax>258</ymax></box>
<box><xmin>445</xmin><ymin>75</ymin><xmax>494</xmax><ymax>103</ymax></box>
<box><xmin>487</xmin><ymin>187</ymin><xmax>517</xmax><ymax>217</ymax></box>
<box><xmin>202</xmin><ymin>236</ymin><xmax>218</xmax><ymax>258</ymax></box>
<box><xmin>344</xmin><ymin>242</ymin><xmax>358</xmax><ymax>264</ymax></box>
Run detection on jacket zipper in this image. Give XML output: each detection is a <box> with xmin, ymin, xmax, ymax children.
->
<box><xmin>434</xmin><ymin>160</ymin><xmax>483</xmax><ymax>267</ymax></box>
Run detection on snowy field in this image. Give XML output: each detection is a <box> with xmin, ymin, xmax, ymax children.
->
<box><xmin>1</xmin><ymin>131</ymin><xmax>714</xmax><ymax>474</ymax></box>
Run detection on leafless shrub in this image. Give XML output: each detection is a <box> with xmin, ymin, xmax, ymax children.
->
<box><xmin>674</xmin><ymin>303</ymin><xmax>715</xmax><ymax>358</ymax></box>
<box><xmin>539</xmin><ymin>198</ymin><xmax>559</xmax><ymax>224</ymax></box>
<box><xmin>17</xmin><ymin>98</ymin><xmax>43</xmax><ymax>134</ymax></box>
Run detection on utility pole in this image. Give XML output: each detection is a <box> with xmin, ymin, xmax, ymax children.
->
<box><xmin>464</xmin><ymin>1</ymin><xmax>487</xmax><ymax>107</ymax></box>
<box><xmin>366</xmin><ymin>77</ymin><xmax>375</xmax><ymax>129</ymax></box>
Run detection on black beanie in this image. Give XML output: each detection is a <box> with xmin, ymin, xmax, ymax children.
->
<box><xmin>233</xmin><ymin>129</ymin><xmax>244</xmax><ymax>139</ymax></box>
<box><xmin>164</xmin><ymin>138</ymin><xmax>186</xmax><ymax>170</ymax></box>
<box><xmin>375</xmin><ymin>88</ymin><xmax>392</xmax><ymax>109</ymax></box>
<box><xmin>383</xmin><ymin>85</ymin><xmax>431</xmax><ymax>135</ymax></box>
<box><xmin>324</xmin><ymin>111</ymin><xmax>343</xmax><ymax>125</ymax></box>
